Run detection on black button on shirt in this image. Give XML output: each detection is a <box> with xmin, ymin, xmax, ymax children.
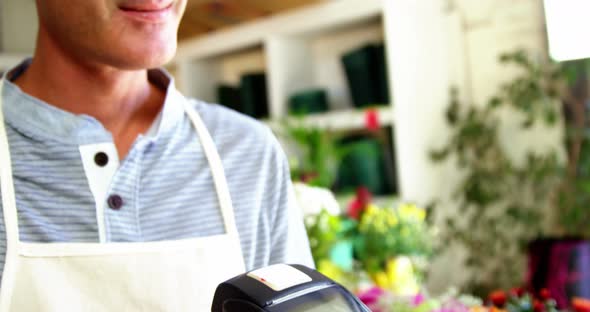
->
<box><xmin>107</xmin><ymin>194</ymin><xmax>123</xmax><ymax>210</ymax></box>
<box><xmin>94</xmin><ymin>152</ymin><xmax>109</xmax><ymax>167</ymax></box>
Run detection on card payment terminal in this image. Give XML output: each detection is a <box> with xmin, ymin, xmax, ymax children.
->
<box><xmin>211</xmin><ymin>264</ymin><xmax>371</xmax><ymax>311</ymax></box>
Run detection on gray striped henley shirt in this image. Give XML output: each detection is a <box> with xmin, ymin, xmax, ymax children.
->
<box><xmin>0</xmin><ymin>60</ymin><xmax>314</xmax><ymax>285</ymax></box>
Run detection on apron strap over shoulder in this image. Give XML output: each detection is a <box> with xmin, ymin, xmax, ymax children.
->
<box><xmin>181</xmin><ymin>99</ymin><xmax>240</xmax><ymax>238</ymax></box>
<box><xmin>0</xmin><ymin>79</ymin><xmax>20</xmax><ymax>247</ymax></box>
<box><xmin>0</xmin><ymin>79</ymin><xmax>21</xmax><ymax>309</ymax></box>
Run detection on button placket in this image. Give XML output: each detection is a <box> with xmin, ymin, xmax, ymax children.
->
<box><xmin>107</xmin><ymin>194</ymin><xmax>124</xmax><ymax>210</ymax></box>
<box><xmin>94</xmin><ymin>152</ymin><xmax>109</xmax><ymax>167</ymax></box>
<box><xmin>103</xmin><ymin>141</ymin><xmax>145</xmax><ymax>241</ymax></box>
<box><xmin>79</xmin><ymin>143</ymin><xmax>120</xmax><ymax>243</ymax></box>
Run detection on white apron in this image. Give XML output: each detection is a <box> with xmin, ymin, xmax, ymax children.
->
<box><xmin>0</xmin><ymin>79</ymin><xmax>246</xmax><ymax>311</ymax></box>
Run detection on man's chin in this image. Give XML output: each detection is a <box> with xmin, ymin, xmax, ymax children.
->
<box><xmin>112</xmin><ymin>48</ymin><xmax>176</xmax><ymax>70</ymax></box>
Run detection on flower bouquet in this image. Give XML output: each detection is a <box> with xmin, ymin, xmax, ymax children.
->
<box><xmin>304</xmin><ymin>187</ymin><xmax>434</xmax><ymax>296</ymax></box>
<box><xmin>357</xmin><ymin>287</ymin><xmax>483</xmax><ymax>312</ymax></box>
<box><xmin>486</xmin><ymin>288</ymin><xmax>559</xmax><ymax>312</ymax></box>
<box><xmin>356</xmin><ymin>286</ymin><xmax>566</xmax><ymax>312</ymax></box>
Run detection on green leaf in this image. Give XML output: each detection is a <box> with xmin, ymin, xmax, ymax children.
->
<box><xmin>488</xmin><ymin>96</ymin><xmax>502</xmax><ymax>108</ymax></box>
<box><xmin>430</xmin><ymin>149</ymin><xmax>449</xmax><ymax>161</ymax></box>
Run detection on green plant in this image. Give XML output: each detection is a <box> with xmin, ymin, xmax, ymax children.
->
<box><xmin>304</xmin><ymin>197</ymin><xmax>433</xmax><ymax>294</ymax></box>
<box><xmin>430</xmin><ymin>50</ymin><xmax>565</xmax><ymax>293</ymax></box>
<box><xmin>354</xmin><ymin>203</ymin><xmax>432</xmax><ymax>275</ymax></box>
<box><xmin>282</xmin><ymin>122</ymin><xmax>344</xmax><ymax>188</ymax></box>
<box><xmin>556</xmin><ymin>59</ymin><xmax>590</xmax><ymax>237</ymax></box>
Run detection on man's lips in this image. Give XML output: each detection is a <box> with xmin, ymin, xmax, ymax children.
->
<box><xmin>117</xmin><ymin>2</ymin><xmax>174</xmax><ymax>23</ymax></box>
<box><xmin>118</xmin><ymin>2</ymin><xmax>173</xmax><ymax>12</ymax></box>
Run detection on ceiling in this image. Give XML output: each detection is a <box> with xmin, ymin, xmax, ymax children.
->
<box><xmin>178</xmin><ymin>0</ymin><xmax>322</xmax><ymax>40</ymax></box>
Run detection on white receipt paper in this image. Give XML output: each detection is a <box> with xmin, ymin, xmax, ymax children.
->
<box><xmin>247</xmin><ymin>264</ymin><xmax>312</xmax><ymax>291</ymax></box>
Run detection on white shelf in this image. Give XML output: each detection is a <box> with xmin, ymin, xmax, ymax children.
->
<box><xmin>172</xmin><ymin>0</ymin><xmax>387</xmax><ymax>120</ymax></box>
<box><xmin>336</xmin><ymin>193</ymin><xmax>399</xmax><ymax>212</ymax></box>
<box><xmin>176</xmin><ymin>47</ymin><xmax>266</xmax><ymax>103</ymax></box>
<box><xmin>281</xmin><ymin>106</ymin><xmax>394</xmax><ymax>132</ymax></box>
<box><xmin>174</xmin><ymin>0</ymin><xmax>399</xmax><ymax>201</ymax></box>
<box><xmin>169</xmin><ymin>0</ymin><xmax>459</xmax><ymax>207</ymax></box>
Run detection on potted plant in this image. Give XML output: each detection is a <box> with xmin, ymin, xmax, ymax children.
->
<box><xmin>525</xmin><ymin>58</ymin><xmax>590</xmax><ymax>308</ymax></box>
<box><xmin>430</xmin><ymin>50</ymin><xmax>566</xmax><ymax>296</ymax></box>
<box><xmin>432</xmin><ymin>50</ymin><xmax>590</xmax><ymax>304</ymax></box>
<box><xmin>281</xmin><ymin>123</ymin><xmax>343</xmax><ymax>189</ymax></box>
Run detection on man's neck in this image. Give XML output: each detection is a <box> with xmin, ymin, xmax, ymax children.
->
<box><xmin>12</xmin><ymin>34</ymin><xmax>165</xmax><ymax>159</ymax></box>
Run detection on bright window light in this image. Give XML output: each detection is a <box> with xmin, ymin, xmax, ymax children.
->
<box><xmin>544</xmin><ymin>0</ymin><xmax>590</xmax><ymax>61</ymax></box>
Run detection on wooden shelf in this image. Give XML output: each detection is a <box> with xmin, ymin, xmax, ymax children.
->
<box><xmin>174</xmin><ymin>0</ymin><xmax>383</xmax><ymax>61</ymax></box>
<box><xmin>172</xmin><ymin>0</ymin><xmax>387</xmax><ymax>120</ymax></box>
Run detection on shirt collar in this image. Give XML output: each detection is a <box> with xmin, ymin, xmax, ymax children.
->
<box><xmin>1</xmin><ymin>59</ymin><xmax>185</xmax><ymax>146</ymax></box>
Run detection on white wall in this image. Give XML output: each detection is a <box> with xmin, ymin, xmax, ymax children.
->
<box><xmin>1</xmin><ymin>0</ymin><xmax>37</xmax><ymax>53</ymax></box>
<box><xmin>383</xmin><ymin>0</ymin><xmax>461</xmax><ymax>292</ymax></box>
<box><xmin>425</xmin><ymin>0</ymin><xmax>563</xmax><ymax>293</ymax></box>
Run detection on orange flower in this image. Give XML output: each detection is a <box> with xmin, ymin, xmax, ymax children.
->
<box><xmin>573</xmin><ymin>297</ymin><xmax>590</xmax><ymax>312</ymax></box>
<box><xmin>490</xmin><ymin>306</ymin><xmax>507</xmax><ymax>312</ymax></box>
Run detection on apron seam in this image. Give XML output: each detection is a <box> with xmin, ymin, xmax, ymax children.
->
<box><xmin>15</xmin><ymin>234</ymin><xmax>234</xmax><ymax>256</ymax></box>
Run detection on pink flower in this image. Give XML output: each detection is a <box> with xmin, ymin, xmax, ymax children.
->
<box><xmin>357</xmin><ymin>287</ymin><xmax>386</xmax><ymax>306</ymax></box>
<box><xmin>347</xmin><ymin>187</ymin><xmax>372</xmax><ymax>220</ymax></box>
<box><xmin>365</xmin><ymin>109</ymin><xmax>380</xmax><ymax>131</ymax></box>
<box><xmin>347</xmin><ymin>199</ymin><xmax>364</xmax><ymax>220</ymax></box>
<box><xmin>413</xmin><ymin>293</ymin><xmax>426</xmax><ymax>306</ymax></box>
<box><xmin>434</xmin><ymin>299</ymin><xmax>470</xmax><ymax>312</ymax></box>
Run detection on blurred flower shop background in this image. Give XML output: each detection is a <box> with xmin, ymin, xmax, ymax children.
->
<box><xmin>4</xmin><ymin>0</ymin><xmax>590</xmax><ymax>311</ymax></box>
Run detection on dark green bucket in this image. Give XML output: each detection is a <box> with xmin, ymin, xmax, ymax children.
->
<box><xmin>240</xmin><ymin>72</ymin><xmax>269</xmax><ymax>119</ymax></box>
<box><xmin>336</xmin><ymin>137</ymin><xmax>393</xmax><ymax>195</ymax></box>
<box><xmin>289</xmin><ymin>89</ymin><xmax>329</xmax><ymax>115</ymax></box>
<box><xmin>341</xmin><ymin>43</ymin><xmax>390</xmax><ymax>108</ymax></box>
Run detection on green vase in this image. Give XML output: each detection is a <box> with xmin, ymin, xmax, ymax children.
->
<box><xmin>374</xmin><ymin>44</ymin><xmax>390</xmax><ymax>105</ymax></box>
<box><xmin>341</xmin><ymin>43</ymin><xmax>390</xmax><ymax>108</ymax></box>
<box><xmin>337</xmin><ymin>138</ymin><xmax>386</xmax><ymax>195</ymax></box>
<box><xmin>289</xmin><ymin>89</ymin><xmax>329</xmax><ymax>115</ymax></box>
<box><xmin>217</xmin><ymin>85</ymin><xmax>242</xmax><ymax>112</ymax></box>
<box><xmin>240</xmin><ymin>72</ymin><xmax>269</xmax><ymax>119</ymax></box>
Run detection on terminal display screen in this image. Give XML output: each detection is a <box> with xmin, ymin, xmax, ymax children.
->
<box><xmin>267</xmin><ymin>286</ymin><xmax>358</xmax><ymax>312</ymax></box>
